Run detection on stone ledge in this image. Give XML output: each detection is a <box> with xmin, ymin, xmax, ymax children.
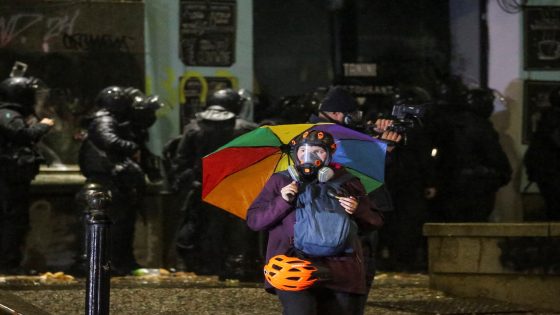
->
<box><xmin>429</xmin><ymin>273</ymin><xmax>560</xmax><ymax>312</ymax></box>
<box><xmin>30</xmin><ymin>165</ymin><xmax>165</xmax><ymax>194</ymax></box>
<box><xmin>424</xmin><ymin>222</ymin><xmax>560</xmax><ymax>237</ymax></box>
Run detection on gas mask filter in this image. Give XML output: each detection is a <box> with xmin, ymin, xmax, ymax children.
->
<box><xmin>343</xmin><ymin>110</ymin><xmax>363</xmax><ymax>127</ymax></box>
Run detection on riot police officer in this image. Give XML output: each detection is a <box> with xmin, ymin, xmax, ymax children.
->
<box><xmin>171</xmin><ymin>88</ymin><xmax>258</xmax><ymax>279</ymax></box>
<box><xmin>74</xmin><ymin>86</ymin><xmax>163</xmax><ymax>276</ymax></box>
<box><xmin>0</xmin><ymin>74</ymin><xmax>54</xmax><ymax>274</ymax></box>
<box><xmin>78</xmin><ymin>86</ymin><xmax>145</xmax><ymax>275</ymax></box>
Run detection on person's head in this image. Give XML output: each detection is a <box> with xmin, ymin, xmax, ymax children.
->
<box><xmin>197</xmin><ymin>88</ymin><xmax>241</xmax><ymax>121</ymax></box>
<box><xmin>392</xmin><ymin>86</ymin><xmax>432</xmax><ymax>106</ymax></box>
<box><xmin>433</xmin><ymin>75</ymin><xmax>468</xmax><ymax>106</ymax></box>
<box><xmin>464</xmin><ymin>88</ymin><xmax>495</xmax><ymax>118</ymax></box>
<box><xmin>290</xmin><ymin>129</ymin><xmax>336</xmax><ymax>181</ymax></box>
<box><xmin>95</xmin><ymin>86</ymin><xmax>132</xmax><ymax>119</ymax></box>
<box><xmin>549</xmin><ymin>87</ymin><xmax>560</xmax><ymax>108</ymax></box>
<box><xmin>0</xmin><ymin>76</ymin><xmax>49</xmax><ymax>116</ymax></box>
<box><xmin>124</xmin><ymin>87</ymin><xmax>164</xmax><ymax>129</ymax></box>
<box><xmin>318</xmin><ymin>86</ymin><xmax>362</xmax><ymax>127</ymax></box>
<box><xmin>206</xmin><ymin>88</ymin><xmax>242</xmax><ymax>114</ymax></box>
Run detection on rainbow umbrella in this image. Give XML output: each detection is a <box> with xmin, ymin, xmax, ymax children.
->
<box><xmin>202</xmin><ymin>123</ymin><xmax>387</xmax><ymax>219</ymax></box>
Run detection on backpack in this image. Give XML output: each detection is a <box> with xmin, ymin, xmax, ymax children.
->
<box><xmin>293</xmin><ymin>172</ymin><xmax>358</xmax><ymax>257</ymax></box>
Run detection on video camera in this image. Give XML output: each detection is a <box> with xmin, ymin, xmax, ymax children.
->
<box><xmin>361</xmin><ymin>102</ymin><xmax>427</xmax><ymax>146</ymax></box>
<box><xmin>386</xmin><ymin>103</ymin><xmax>426</xmax><ymax>133</ymax></box>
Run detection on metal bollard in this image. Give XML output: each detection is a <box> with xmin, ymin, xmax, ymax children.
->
<box><xmin>85</xmin><ymin>190</ymin><xmax>112</xmax><ymax>315</ymax></box>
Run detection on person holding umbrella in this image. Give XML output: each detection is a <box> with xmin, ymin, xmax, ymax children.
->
<box><xmin>308</xmin><ymin>85</ymin><xmax>402</xmax><ymax>312</ymax></box>
<box><xmin>246</xmin><ymin>129</ymin><xmax>383</xmax><ymax>314</ymax></box>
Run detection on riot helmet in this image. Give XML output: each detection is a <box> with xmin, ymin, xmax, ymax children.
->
<box><xmin>464</xmin><ymin>88</ymin><xmax>494</xmax><ymax>118</ymax></box>
<box><xmin>124</xmin><ymin>87</ymin><xmax>144</xmax><ymax>100</ymax></box>
<box><xmin>95</xmin><ymin>86</ymin><xmax>131</xmax><ymax>118</ymax></box>
<box><xmin>434</xmin><ymin>75</ymin><xmax>468</xmax><ymax>106</ymax></box>
<box><xmin>393</xmin><ymin>86</ymin><xmax>432</xmax><ymax>106</ymax></box>
<box><xmin>0</xmin><ymin>76</ymin><xmax>48</xmax><ymax>116</ymax></box>
<box><xmin>196</xmin><ymin>88</ymin><xmax>241</xmax><ymax>121</ymax></box>
<box><xmin>290</xmin><ymin>130</ymin><xmax>336</xmax><ymax>181</ymax></box>
<box><xmin>131</xmin><ymin>94</ymin><xmax>164</xmax><ymax>129</ymax></box>
<box><xmin>206</xmin><ymin>88</ymin><xmax>242</xmax><ymax>115</ymax></box>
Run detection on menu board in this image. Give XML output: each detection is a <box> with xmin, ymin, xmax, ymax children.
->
<box><xmin>524</xmin><ymin>6</ymin><xmax>560</xmax><ymax>70</ymax></box>
<box><xmin>180</xmin><ymin>0</ymin><xmax>236</xmax><ymax>67</ymax></box>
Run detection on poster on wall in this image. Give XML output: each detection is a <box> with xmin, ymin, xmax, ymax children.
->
<box><xmin>524</xmin><ymin>6</ymin><xmax>560</xmax><ymax>70</ymax></box>
<box><xmin>523</xmin><ymin>80</ymin><xmax>560</xmax><ymax>144</ymax></box>
<box><xmin>179</xmin><ymin>0</ymin><xmax>236</xmax><ymax>67</ymax></box>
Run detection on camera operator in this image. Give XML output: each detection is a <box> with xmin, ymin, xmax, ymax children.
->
<box><xmin>171</xmin><ymin>88</ymin><xmax>259</xmax><ymax>280</ymax></box>
<box><xmin>370</xmin><ymin>88</ymin><xmax>436</xmax><ymax>272</ymax></box>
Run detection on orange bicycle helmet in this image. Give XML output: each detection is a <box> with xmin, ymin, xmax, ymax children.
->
<box><xmin>263</xmin><ymin>255</ymin><xmax>318</xmax><ymax>291</ymax></box>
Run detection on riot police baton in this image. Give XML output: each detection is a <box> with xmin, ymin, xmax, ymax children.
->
<box><xmin>85</xmin><ymin>190</ymin><xmax>112</xmax><ymax>315</ymax></box>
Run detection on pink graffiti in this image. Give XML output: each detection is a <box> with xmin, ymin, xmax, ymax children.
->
<box><xmin>0</xmin><ymin>13</ymin><xmax>42</xmax><ymax>47</ymax></box>
<box><xmin>0</xmin><ymin>9</ymin><xmax>80</xmax><ymax>51</ymax></box>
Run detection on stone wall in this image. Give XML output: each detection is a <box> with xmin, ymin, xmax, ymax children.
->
<box><xmin>24</xmin><ymin>168</ymin><xmax>182</xmax><ymax>273</ymax></box>
<box><xmin>424</xmin><ymin>223</ymin><xmax>560</xmax><ymax>312</ymax></box>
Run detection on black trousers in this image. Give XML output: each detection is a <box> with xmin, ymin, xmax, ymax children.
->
<box><xmin>276</xmin><ymin>288</ymin><xmax>364</xmax><ymax>315</ymax></box>
<box><xmin>0</xmin><ymin>178</ymin><xmax>31</xmax><ymax>271</ymax></box>
<box><xmin>536</xmin><ymin>177</ymin><xmax>560</xmax><ymax>221</ymax></box>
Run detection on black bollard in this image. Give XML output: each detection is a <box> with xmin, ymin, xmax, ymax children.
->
<box><xmin>85</xmin><ymin>190</ymin><xmax>112</xmax><ymax>315</ymax></box>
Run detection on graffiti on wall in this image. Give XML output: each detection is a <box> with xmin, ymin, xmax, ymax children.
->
<box><xmin>0</xmin><ymin>1</ymin><xmax>145</xmax><ymax>166</ymax></box>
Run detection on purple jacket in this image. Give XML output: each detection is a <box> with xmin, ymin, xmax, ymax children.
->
<box><xmin>246</xmin><ymin>166</ymin><xmax>383</xmax><ymax>294</ymax></box>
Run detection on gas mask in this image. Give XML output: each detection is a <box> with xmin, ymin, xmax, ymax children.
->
<box><xmin>342</xmin><ymin>110</ymin><xmax>363</xmax><ymax>127</ymax></box>
<box><xmin>292</xmin><ymin>144</ymin><xmax>333</xmax><ymax>182</ymax></box>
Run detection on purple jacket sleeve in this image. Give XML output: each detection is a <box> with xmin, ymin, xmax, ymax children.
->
<box><xmin>246</xmin><ymin>173</ymin><xmax>294</xmax><ymax>231</ymax></box>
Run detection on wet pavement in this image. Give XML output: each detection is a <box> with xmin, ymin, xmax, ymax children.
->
<box><xmin>0</xmin><ymin>272</ymin><xmax>558</xmax><ymax>314</ymax></box>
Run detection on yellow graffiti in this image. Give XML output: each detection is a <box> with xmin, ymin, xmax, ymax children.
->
<box><xmin>151</xmin><ymin>68</ymin><xmax>239</xmax><ymax>118</ymax></box>
<box><xmin>145</xmin><ymin>76</ymin><xmax>153</xmax><ymax>95</ymax></box>
<box><xmin>163</xmin><ymin>67</ymin><xmax>178</xmax><ymax>105</ymax></box>
<box><xmin>148</xmin><ymin>67</ymin><xmax>179</xmax><ymax>118</ymax></box>
<box><xmin>179</xmin><ymin>71</ymin><xmax>208</xmax><ymax>104</ymax></box>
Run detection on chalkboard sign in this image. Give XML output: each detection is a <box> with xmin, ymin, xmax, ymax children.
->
<box><xmin>524</xmin><ymin>6</ymin><xmax>560</xmax><ymax>70</ymax></box>
<box><xmin>523</xmin><ymin>80</ymin><xmax>560</xmax><ymax>144</ymax></box>
<box><xmin>179</xmin><ymin>0</ymin><xmax>236</xmax><ymax>67</ymax></box>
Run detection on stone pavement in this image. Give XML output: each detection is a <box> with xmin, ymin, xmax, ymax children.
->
<box><xmin>0</xmin><ymin>272</ymin><xmax>558</xmax><ymax>314</ymax></box>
